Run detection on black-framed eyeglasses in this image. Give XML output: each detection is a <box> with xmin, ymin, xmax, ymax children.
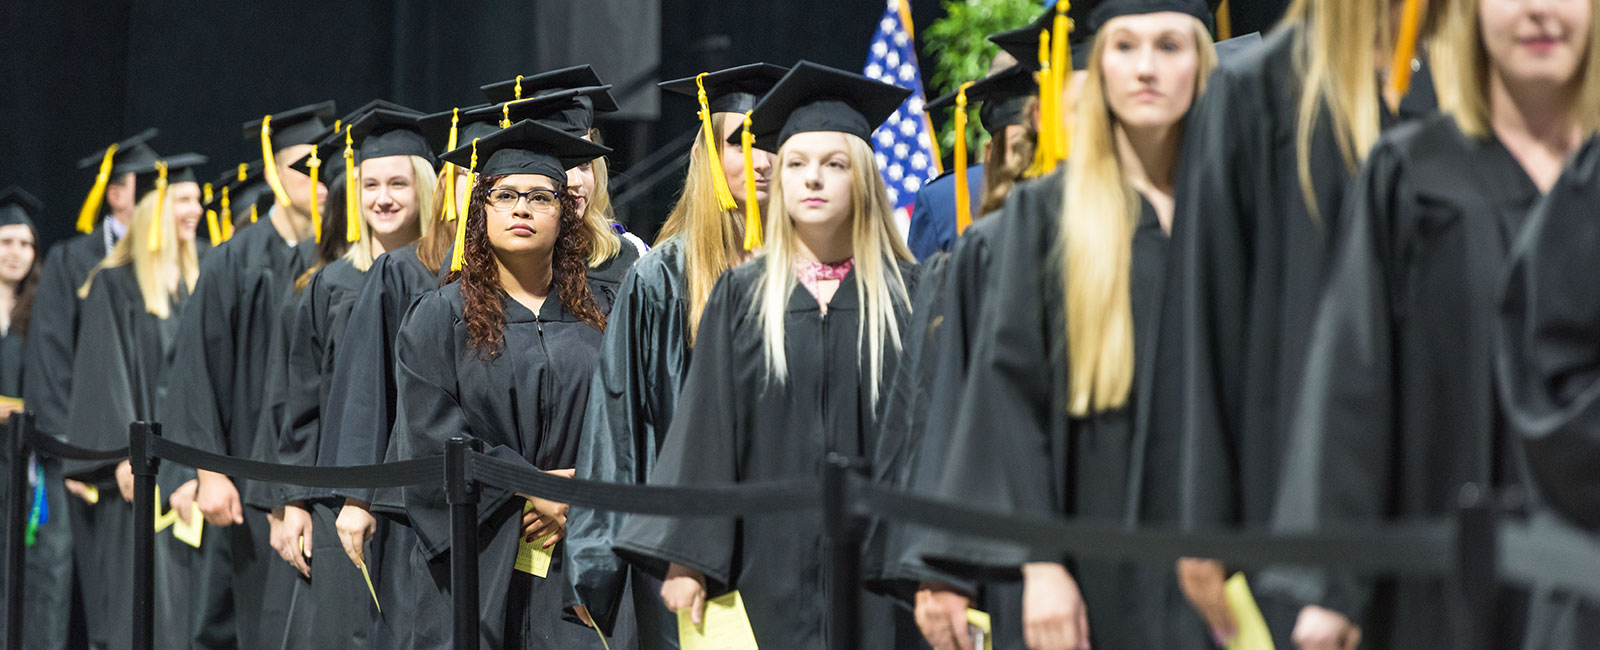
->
<box><xmin>486</xmin><ymin>187</ymin><xmax>561</xmax><ymax>213</ymax></box>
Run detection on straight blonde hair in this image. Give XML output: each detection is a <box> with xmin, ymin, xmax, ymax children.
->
<box><xmin>656</xmin><ymin>112</ymin><xmax>748</xmax><ymax>345</ymax></box>
<box><xmin>756</xmin><ymin>134</ymin><xmax>913</xmax><ymax>407</ymax></box>
<box><xmin>343</xmin><ymin>156</ymin><xmax>438</xmax><ymax>271</ymax></box>
<box><xmin>583</xmin><ymin>128</ymin><xmax>623</xmax><ymax>267</ymax></box>
<box><xmin>79</xmin><ymin>185</ymin><xmax>202</xmax><ymax>319</ymax></box>
<box><xmin>1058</xmin><ymin>17</ymin><xmax>1216</xmax><ymax>416</ymax></box>
<box><xmin>1435</xmin><ymin>0</ymin><xmax>1600</xmax><ymax>137</ymax></box>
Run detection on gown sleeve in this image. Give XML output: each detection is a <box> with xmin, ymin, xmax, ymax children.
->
<box><xmin>565</xmin><ymin>264</ymin><xmax>675</xmax><ymax>633</ymax></box>
<box><xmin>61</xmin><ymin>273</ymin><xmax>138</xmax><ymax>479</ymax></box>
<box><xmin>612</xmin><ymin>272</ymin><xmax>744</xmax><ymax>591</ymax></box>
<box><xmin>327</xmin><ymin>261</ymin><xmax>408</xmax><ymax>504</ymax></box>
<box><xmin>1268</xmin><ymin>141</ymin><xmax>1408</xmax><ymax>625</ymax></box>
<box><xmin>276</xmin><ymin>271</ymin><xmax>329</xmax><ymax>505</ymax></box>
<box><xmin>21</xmin><ymin>246</ymin><xmax>82</xmax><ymax>440</ymax></box>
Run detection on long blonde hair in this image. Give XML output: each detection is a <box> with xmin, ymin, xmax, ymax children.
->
<box><xmin>343</xmin><ymin>156</ymin><xmax>438</xmax><ymax>271</ymax></box>
<box><xmin>79</xmin><ymin>184</ymin><xmax>201</xmax><ymax>318</ymax></box>
<box><xmin>582</xmin><ymin>128</ymin><xmax>623</xmax><ymax>267</ymax></box>
<box><xmin>1058</xmin><ymin>17</ymin><xmax>1216</xmax><ymax>417</ymax></box>
<box><xmin>756</xmin><ymin>134</ymin><xmax>913</xmax><ymax>406</ymax></box>
<box><xmin>656</xmin><ymin>112</ymin><xmax>748</xmax><ymax>344</ymax></box>
<box><xmin>1435</xmin><ymin>0</ymin><xmax>1600</xmax><ymax>137</ymax></box>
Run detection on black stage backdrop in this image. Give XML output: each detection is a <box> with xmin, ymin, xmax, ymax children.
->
<box><xmin>0</xmin><ymin>0</ymin><xmax>1286</xmax><ymax>250</ymax></box>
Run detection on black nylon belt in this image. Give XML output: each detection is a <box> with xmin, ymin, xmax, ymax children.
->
<box><xmin>148</xmin><ymin>436</ymin><xmax>443</xmax><ymax>489</ymax></box>
<box><xmin>468</xmin><ymin>453</ymin><xmax>821</xmax><ymax>517</ymax></box>
<box><xmin>23</xmin><ymin>428</ymin><xmax>130</xmax><ymax>462</ymax></box>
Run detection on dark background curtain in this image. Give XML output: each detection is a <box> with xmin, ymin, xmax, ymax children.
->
<box><xmin>0</xmin><ymin>0</ymin><xmax>1286</xmax><ymax>250</ymax></box>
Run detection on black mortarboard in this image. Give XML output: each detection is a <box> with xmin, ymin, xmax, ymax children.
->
<box><xmin>740</xmin><ymin>61</ymin><xmax>911</xmax><ymax>153</ymax></box>
<box><xmin>926</xmin><ymin>64</ymin><xmax>1038</xmax><ymax>134</ymax></box>
<box><xmin>480</xmin><ymin>65</ymin><xmax>621</xmax><ymax>112</ymax></box>
<box><xmin>418</xmin><ymin>104</ymin><xmax>497</xmax><ymax>157</ymax></box>
<box><xmin>76</xmin><ymin>128</ymin><xmax>162</xmax><ymax>175</ymax></box>
<box><xmin>346</xmin><ymin>108</ymin><xmax>432</xmax><ymax>163</ymax></box>
<box><xmin>438</xmin><ymin>119</ymin><xmax>612</xmax><ymax>181</ymax></box>
<box><xmin>659</xmin><ymin>63</ymin><xmax>789</xmax><ymax>115</ymax></box>
<box><xmin>1087</xmin><ymin>0</ymin><xmax>1216</xmax><ymax>33</ymax></box>
<box><xmin>990</xmin><ymin>3</ymin><xmax>1095</xmax><ymax>72</ymax></box>
<box><xmin>464</xmin><ymin>85</ymin><xmax>614</xmax><ymax>138</ymax></box>
<box><xmin>283</xmin><ymin>100</ymin><xmax>413</xmax><ymax>178</ymax></box>
<box><xmin>0</xmin><ymin>187</ymin><xmax>42</xmax><ymax>230</ymax></box>
<box><xmin>241</xmin><ymin>100</ymin><xmax>338</xmax><ymax>150</ymax></box>
<box><xmin>205</xmin><ymin>162</ymin><xmax>275</xmax><ymax>216</ymax></box>
<box><xmin>128</xmin><ymin>153</ymin><xmax>208</xmax><ymax>198</ymax></box>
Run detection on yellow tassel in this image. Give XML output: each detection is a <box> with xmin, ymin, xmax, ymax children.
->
<box><xmin>307</xmin><ymin>145</ymin><xmax>323</xmax><ymax>243</ymax></box>
<box><xmin>77</xmin><ymin>144</ymin><xmax>119</xmax><ymax>234</ymax></box>
<box><xmin>953</xmin><ymin>82</ymin><xmax>974</xmax><ymax>234</ymax></box>
<box><xmin>251</xmin><ymin>204</ymin><xmax>259</xmax><ymax>223</ymax></box>
<box><xmin>449</xmin><ymin>139</ymin><xmax>479</xmax><ymax>272</ymax></box>
<box><xmin>345</xmin><ymin>126</ymin><xmax>361</xmax><ymax>243</ymax></box>
<box><xmin>1389</xmin><ymin>0</ymin><xmax>1424</xmax><ymax>98</ymax></box>
<box><xmin>260</xmin><ymin>116</ymin><xmax>294</xmax><ymax>210</ymax></box>
<box><xmin>147</xmin><ymin>161</ymin><xmax>168</xmax><ymax>252</ymax></box>
<box><xmin>204</xmin><ymin>183</ymin><xmax>222</xmax><ymax>243</ymax></box>
<box><xmin>1052</xmin><ymin>1</ymin><xmax>1072</xmax><ymax>159</ymax></box>
<box><xmin>514</xmin><ymin>75</ymin><xmax>525</xmax><ymax>100</ymax></box>
<box><xmin>697</xmin><ymin>73</ymin><xmax>740</xmax><ymax>212</ymax></box>
<box><xmin>1026</xmin><ymin>29</ymin><xmax>1057</xmax><ymax>177</ymax></box>
<box><xmin>442</xmin><ymin>108</ymin><xmax>461</xmax><ymax>222</ymax></box>
<box><xmin>237</xmin><ymin>163</ymin><xmax>249</xmax><ymax>183</ymax></box>
<box><xmin>220</xmin><ymin>186</ymin><xmax>234</xmax><ymax>242</ymax></box>
<box><xmin>500</xmin><ymin>103</ymin><xmax>513</xmax><ymax>129</ymax></box>
<box><xmin>741</xmin><ymin>112</ymin><xmax>763</xmax><ymax>251</ymax></box>
<box><xmin>1217</xmin><ymin>0</ymin><xmax>1233</xmax><ymax>40</ymax></box>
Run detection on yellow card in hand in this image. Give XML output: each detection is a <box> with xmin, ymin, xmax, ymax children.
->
<box><xmin>1223</xmin><ymin>573</ymin><xmax>1276</xmax><ymax>650</ymax></box>
<box><xmin>514</xmin><ymin>502</ymin><xmax>553</xmax><ymax>578</ymax></box>
<box><xmin>153</xmin><ymin>486</ymin><xmax>177</xmax><ymax>532</ymax></box>
<box><xmin>965</xmin><ymin>608</ymin><xmax>993</xmax><ymax>650</ymax></box>
<box><xmin>678</xmin><ymin>590</ymin><xmax>759</xmax><ymax>650</ymax></box>
<box><xmin>170</xmin><ymin>504</ymin><xmax>203</xmax><ymax>548</ymax></box>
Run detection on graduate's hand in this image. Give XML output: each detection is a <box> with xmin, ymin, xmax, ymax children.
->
<box><xmin>1292</xmin><ymin>605</ymin><xmax>1361</xmax><ymax>650</ymax></box>
<box><xmin>170</xmin><ymin>479</ymin><xmax>198</xmax><ymax>523</ymax></box>
<box><xmin>336</xmin><ymin>499</ymin><xmax>377</xmax><ymax>568</ymax></box>
<box><xmin>573</xmin><ymin>605</ymin><xmax>595</xmax><ymax>628</ymax></box>
<box><xmin>64</xmin><ymin>479</ymin><xmax>97</xmax><ymax>504</ymax></box>
<box><xmin>1177</xmin><ymin>558</ymin><xmax>1237</xmax><ymax>645</ymax></box>
<box><xmin>1022</xmin><ymin>562</ymin><xmax>1091</xmax><ymax>650</ymax></box>
<box><xmin>271</xmin><ymin>503</ymin><xmax>314</xmax><ymax>577</ymax></box>
<box><xmin>661</xmin><ymin>563</ymin><xmax>707</xmax><ymax>625</ymax></box>
<box><xmin>195</xmin><ymin>470</ymin><xmax>244</xmax><ymax>527</ymax></box>
<box><xmin>915</xmin><ymin>581</ymin><xmax>975</xmax><ymax>650</ymax></box>
<box><xmin>517</xmin><ymin>468</ymin><xmax>575</xmax><ymax>548</ymax></box>
<box><xmin>114</xmin><ymin>460</ymin><xmax>136</xmax><ymax>503</ymax></box>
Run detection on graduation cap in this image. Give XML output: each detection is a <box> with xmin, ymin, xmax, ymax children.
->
<box><xmin>438</xmin><ymin>119</ymin><xmax>613</xmax><ymax>271</ymax></box>
<box><xmin>480</xmin><ymin>65</ymin><xmax>621</xmax><ymax>112</ymax></box>
<box><xmin>465</xmin><ymin>85</ymin><xmax>616</xmax><ymax>138</ymax></box>
<box><xmin>419</xmin><ymin>103</ymin><xmax>497</xmax><ymax>157</ymax></box>
<box><xmin>122</xmin><ymin>153</ymin><xmax>208</xmax><ymax>251</ymax></box>
<box><xmin>926</xmin><ymin>64</ymin><xmax>1037</xmax><ymax>134</ymax></box>
<box><xmin>1086</xmin><ymin>0</ymin><xmax>1218</xmax><ymax>33</ymax></box>
<box><xmin>74</xmin><ymin>128</ymin><xmax>162</xmax><ymax>234</ymax></box>
<box><xmin>989</xmin><ymin>2</ymin><xmax>1094</xmax><ymax>73</ymax></box>
<box><xmin>659</xmin><ymin>63</ymin><xmax>789</xmax><ymax>115</ymax></box>
<box><xmin>205</xmin><ymin>162</ymin><xmax>273</xmax><ymax>237</ymax></box>
<box><xmin>741</xmin><ymin>61</ymin><xmax>910</xmax><ymax>153</ymax></box>
<box><xmin>244</xmin><ymin>100</ymin><xmax>338</xmax><ymax>211</ymax></box>
<box><xmin>0</xmin><ymin>187</ymin><xmax>42</xmax><ymax>230</ymax></box>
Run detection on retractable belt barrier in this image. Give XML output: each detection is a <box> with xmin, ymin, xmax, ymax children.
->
<box><xmin>7</xmin><ymin>414</ymin><xmax>1599</xmax><ymax>650</ymax></box>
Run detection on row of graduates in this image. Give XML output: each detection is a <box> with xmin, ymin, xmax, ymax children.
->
<box><xmin>13</xmin><ymin>0</ymin><xmax>1600</xmax><ymax>649</ymax></box>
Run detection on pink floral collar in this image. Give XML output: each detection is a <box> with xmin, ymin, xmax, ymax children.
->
<box><xmin>796</xmin><ymin>258</ymin><xmax>853</xmax><ymax>304</ymax></box>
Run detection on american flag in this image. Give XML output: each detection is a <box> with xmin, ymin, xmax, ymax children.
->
<box><xmin>862</xmin><ymin>0</ymin><xmax>942</xmax><ymax>236</ymax></box>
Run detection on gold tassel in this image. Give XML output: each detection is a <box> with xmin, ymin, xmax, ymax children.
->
<box><xmin>251</xmin><ymin>204</ymin><xmax>259</xmax><ymax>224</ymax></box>
<box><xmin>237</xmin><ymin>163</ymin><xmax>249</xmax><ymax>183</ymax></box>
<box><xmin>449</xmin><ymin>139</ymin><xmax>479</xmax><ymax>272</ymax></box>
<box><xmin>147</xmin><ymin>161</ymin><xmax>168</xmax><ymax>252</ymax></box>
<box><xmin>953</xmin><ymin>82</ymin><xmax>974</xmax><ymax>234</ymax></box>
<box><xmin>307</xmin><ymin>145</ymin><xmax>323</xmax><ymax>243</ymax></box>
<box><xmin>514</xmin><ymin>74</ymin><xmax>525</xmax><ymax>100</ymax></box>
<box><xmin>500</xmin><ymin>104</ymin><xmax>513</xmax><ymax>129</ymax></box>
<box><xmin>697</xmin><ymin>73</ymin><xmax>740</xmax><ymax>211</ymax></box>
<box><xmin>442</xmin><ymin>108</ymin><xmax>460</xmax><ymax>222</ymax></box>
<box><xmin>77</xmin><ymin>144</ymin><xmax>119</xmax><ymax>234</ymax></box>
<box><xmin>1217</xmin><ymin>0</ymin><xmax>1233</xmax><ymax>40</ymax></box>
<box><xmin>1026</xmin><ymin>28</ymin><xmax>1057</xmax><ymax>177</ymax></box>
<box><xmin>260</xmin><ymin>115</ymin><xmax>293</xmax><ymax>209</ymax></box>
<box><xmin>345</xmin><ymin>125</ymin><xmax>361</xmax><ymax>243</ymax></box>
<box><xmin>220</xmin><ymin>186</ymin><xmax>234</xmax><ymax>241</ymax></box>
<box><xmin>1389</xmin><ymin>0</ymin><xmax>1424</xmax><ymax>98</ymax></box>
<box><xmin>204</xmin><ymin>183</ymin><xmax>222</xmax><ymax>243</ymax></box>
<box><xmin>1053</xmin><ymin>1</ymin><xmax>1073</xmax><ymax>158</ymax></box>
<box><xmin>741</xmin><ymin>112</ymin><xmax>763</xmax><ymax>251</ymax></box>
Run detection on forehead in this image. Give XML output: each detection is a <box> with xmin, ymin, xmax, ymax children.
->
<box><xmin>1101</xmin><ymin>12</ymin><xmax>1197</xmax><ymax>37</ymax></box>
<box><xmin>168</xmin><ymin>181</ymin><xmax>201</xmax><ymax>195</ymax></box>
<box><xmin>781</xmin><ymin>131</ymin><xmax>852</xmax><ymax>157</ymax></box>
<box><xmin>0</xmin><ymin>224</ymin><xmax>34</xmax><ymax>239</ymax></box>
<box><xmin>495</xmin><ymin>174</ymin><xmax>559</xmax><ymax>190</ymax></box>
<box><xmin>360</xmin><ymin>155</ymin><xmax>414</xmax><ymax>176</ymax></box>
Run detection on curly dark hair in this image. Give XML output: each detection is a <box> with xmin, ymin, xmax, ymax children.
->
<box><xmin>450</xmin><ymin>174</ymin><xmax>606</xmax><ymax>359</ymax></box>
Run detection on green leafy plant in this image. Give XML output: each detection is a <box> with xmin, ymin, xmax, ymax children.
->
<box><xmin>922</xmin><ymin>0</ymin><xmax>1041</xmax><ymax>157</ymax></box>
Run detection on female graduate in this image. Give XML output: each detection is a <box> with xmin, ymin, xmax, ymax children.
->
<box><xmin>0</xmin><ymin>187</ymin><xmax>38</xmax><ymax>410</ymax></box>
<box><xmin>268</xmin><ymin>107</ymin><xmax>436</xmax><ymax>648</ymax></box>
<box><xmin>1269</xmin><ymin>0</ymin><xmax>1599</xmax><ymax>648</ymax></box>
<box><xmin>910</xmin><ymin>3</ymin><xmax>1218</xmax><ymax>649</ymax></box>
<box><xmin>561</xmin><ymin>62</ymin><xmax>784</xmax><ymax>649</ymax></box>
<box><xmin>613</xmin><ymin>61</ymin><xmax>919</xmax><ymax>649</ymax></box>
<box><xmin>393</xmin><ymin>118</ymin><xmax>617</xmax><ymax>650</ymax></box>
<box><xmin>1162</xmin><ymin>0</ymin><xmax>1445</xmax><ymax>640</ymax></box>
<box><xmin>62</xmin><ymin>154</ymin><xmax>206</xmax><ymax>650</ymax></box>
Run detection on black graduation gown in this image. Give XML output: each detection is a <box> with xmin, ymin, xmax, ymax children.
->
<box><xmin>565</xmin><ymin>237</ymin><xmax>692</xmax><ymax>648</ymax></box>
<box><xmin>1267</xmin><ymin>116</ymin><xmax>1548</xmax><ymax>649</ymax></box>
<box><xmin>159</xmin><ymin>215</ymin><xmax>312</xmax><ymax>650</ymax></box>
<box><xmin>1495</xmin><ymin>137</ymin><xmax>1600</xmax><ymax>650</ymax></box>
<box><xmin>61</xmin><ymin>264</ymin><xmax>194</xmax><ymax>650</ymax></box>
<box><xmin>614</xmin><ymin>256</ymin><xmax>920</xmax><ymax>650</ymax></box>
<box><xmin>912</xmin><ymin>172</ymin><xmax>1207</xmax><ymax>650</ymax></box>
<box><xmin>394</xmin><ymin>280</ymin><xmax>615</xmax><ymax>650</ymax></box>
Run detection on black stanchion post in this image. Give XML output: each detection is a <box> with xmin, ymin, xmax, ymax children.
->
<box><xmin>129</xmin><ymin>421</ymin><xmax>159</xmax><ymax>650</ymax></box>
<box><xmin>446</xmin><ymin>436</ymin><xmax>483</xmax><ymax>650</ymax></box>
<box><xmin>823</xmin><ymin>453</ymin><xmax>863</xmax><ymax>650</ymax></box>
<box><xmin>1455</xmin><ymin>483</ymin><xmax>1498</xmax><ymax>650</ymax></box>
<box><xmin>5</xmin><ymin>412</ymin><xmax>32</xmax><ymax>650</ymax></box>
